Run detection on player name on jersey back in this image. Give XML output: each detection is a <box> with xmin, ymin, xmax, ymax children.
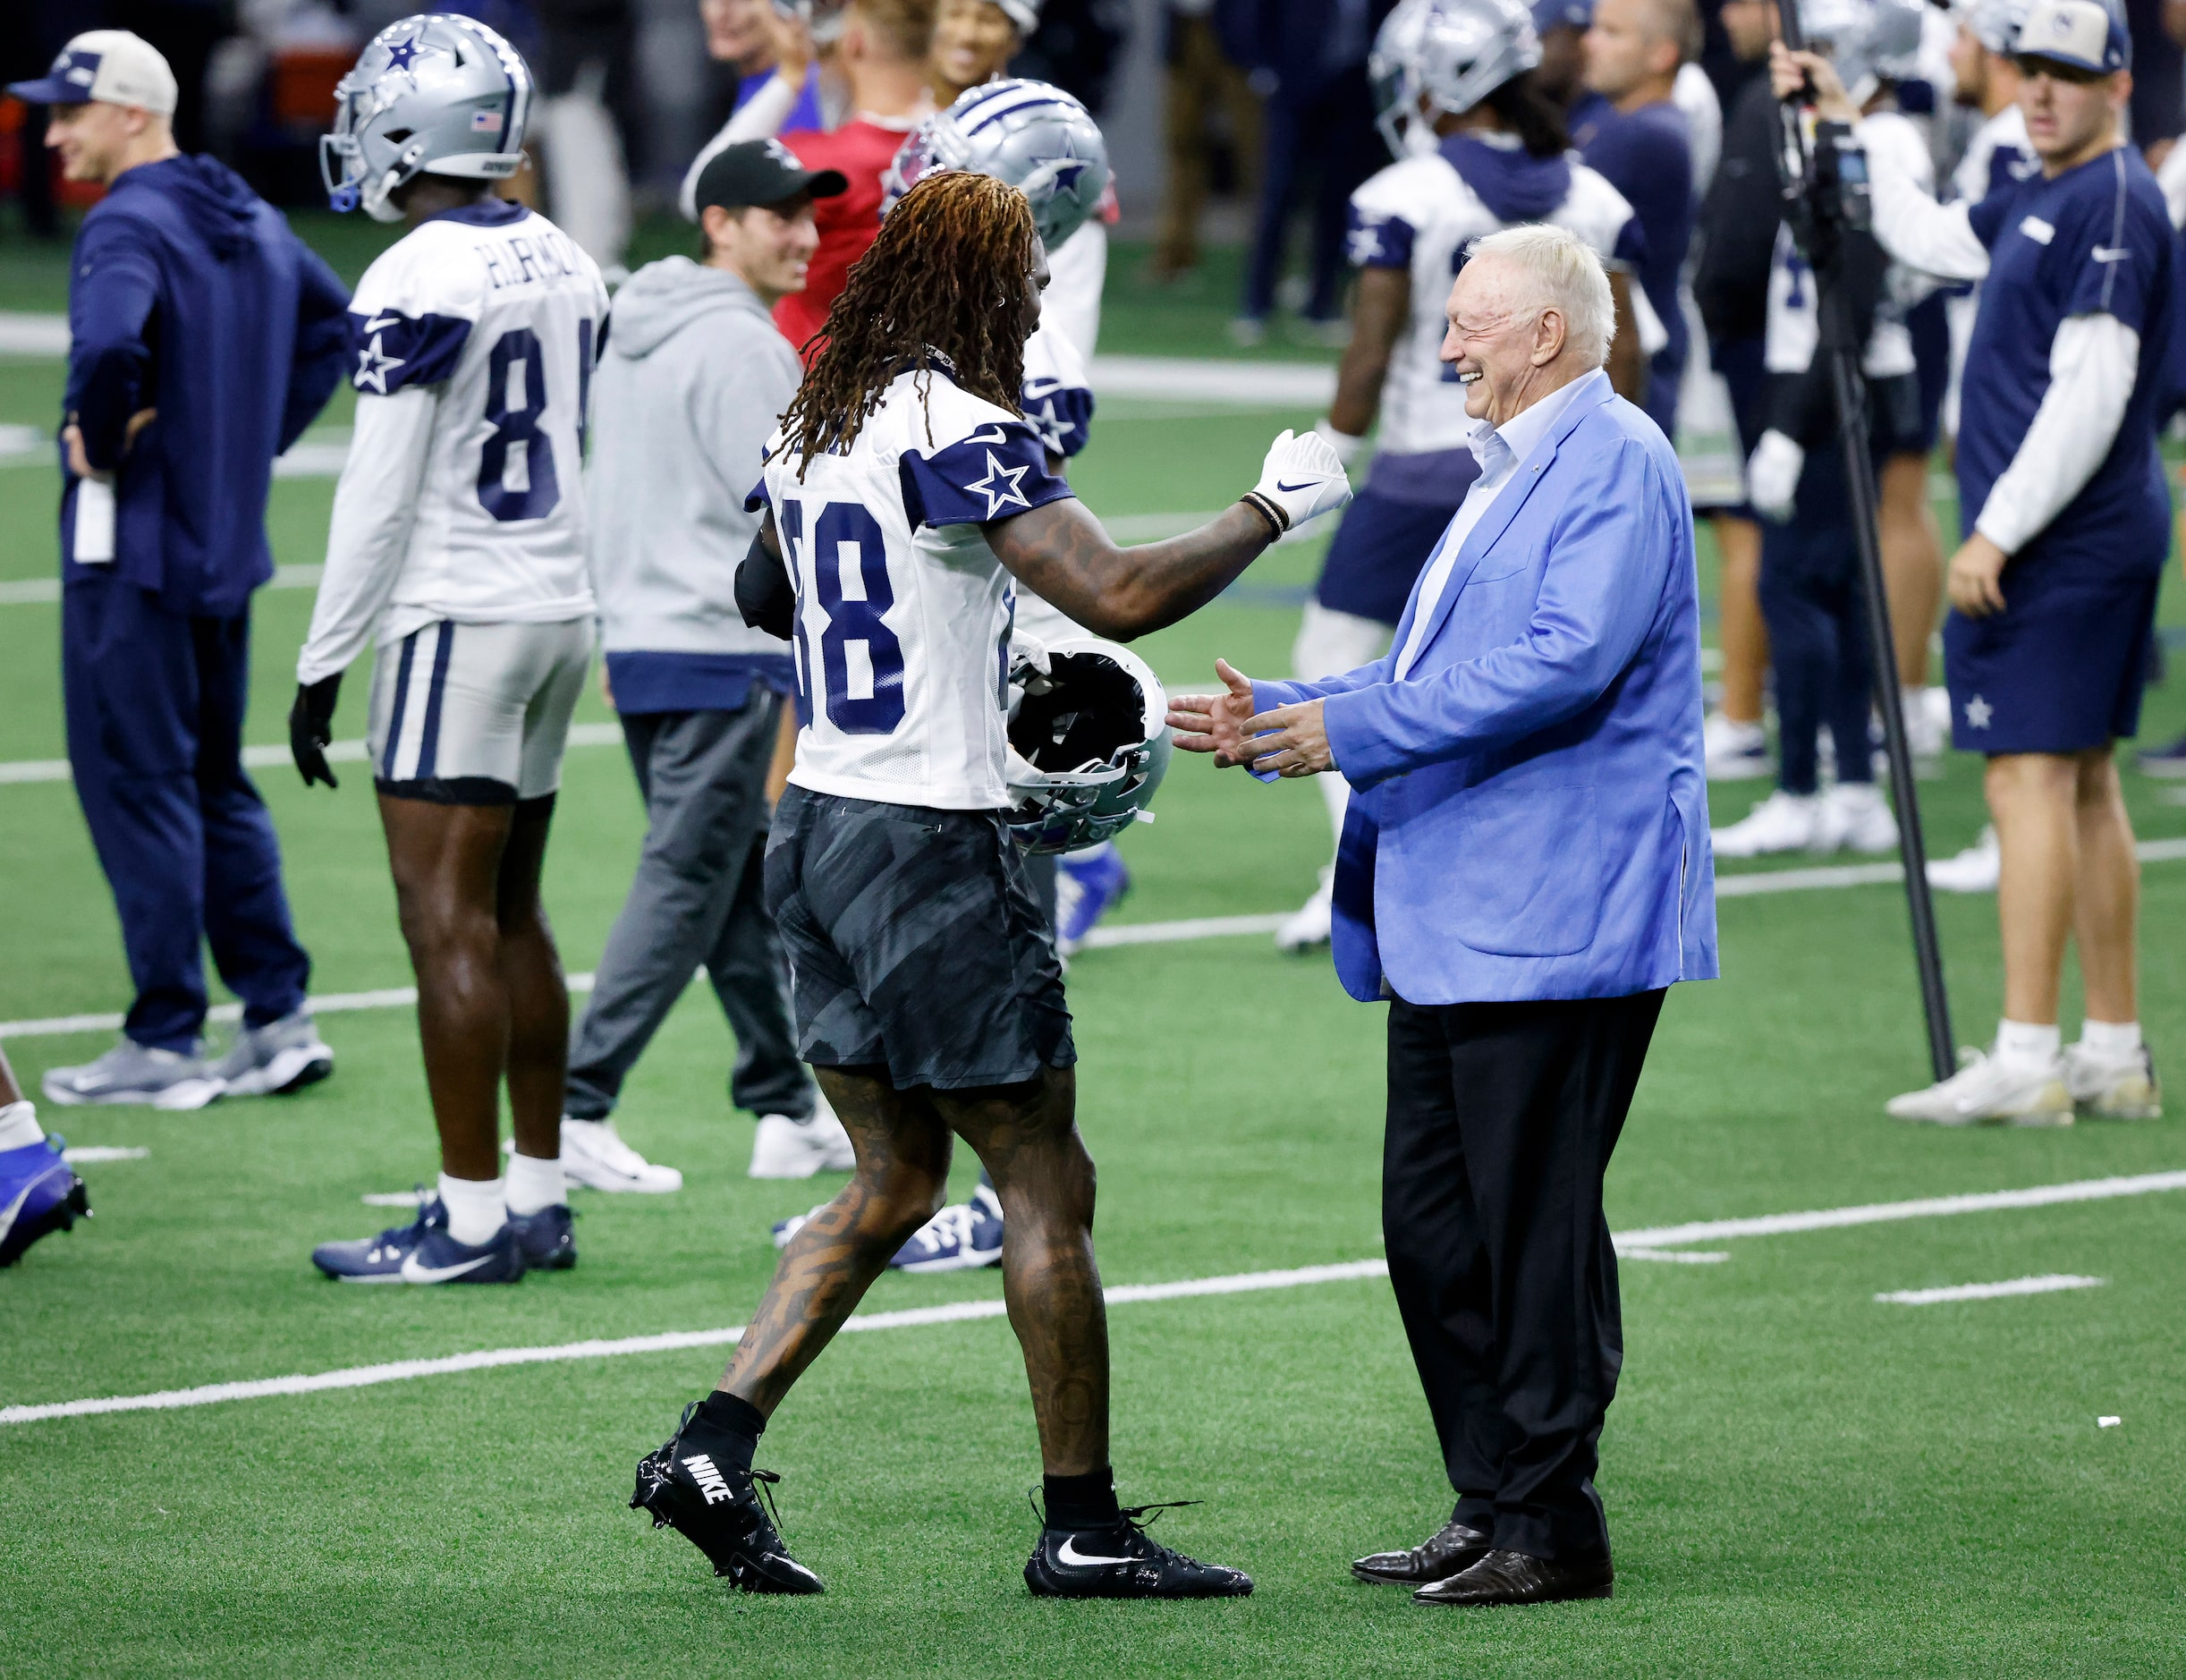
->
<box><xmin>344</xmin><ymin>202</ymin><xmax>609</xmax><ymax>631</ymax></box>
<box><xmin>753</xmin><ymin>365</ymin><xmax>1076</xmax><ymax>811</ymax></box>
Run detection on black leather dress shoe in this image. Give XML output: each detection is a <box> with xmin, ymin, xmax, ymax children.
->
<box><xmin>1351</xmin><ymin>1519</ymin><xmax>1493</xmax><ymax>1585</ymax></box>
<box><xmin>1412</xmin><ymin>1548</ymin><xmax>1614</xmax><ymax>1606</ymax></box>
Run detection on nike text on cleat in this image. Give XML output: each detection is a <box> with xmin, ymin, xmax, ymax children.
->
<box><xmin>397</xmin><ymin>1223</ymin><xmax>525</xmax><ymax>1284</ymax></box>
<box><xmin>631</xmin><ymin>1407</ymin><xmax>825</xmax><ymax>1593</ymax></box>
<box><xmin>1023</xmin><ymin>1500</ymin><xmax>1253</xmax><ymax>1599</ymax></box>
<box><xmin>0</xmin><ymin>1138</ymin><xmax>91</xmax><ymax>1268</ymax></box>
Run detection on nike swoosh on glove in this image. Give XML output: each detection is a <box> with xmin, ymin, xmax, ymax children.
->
<box><xmin>1254</xmin><ymin>428</ymin><xmax>1353</xmax><ymax>532</ymax></box>
<box><xmin>1746</xmin><ymin>429</ymin><xmax>1804</xmax><ymax>524</ymax></box>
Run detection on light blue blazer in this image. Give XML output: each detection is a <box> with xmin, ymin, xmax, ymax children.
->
<box><xmin>1256</xmin><ymin>372</ymin><xmax>1719</xmax><ymax>1005</ymax></box>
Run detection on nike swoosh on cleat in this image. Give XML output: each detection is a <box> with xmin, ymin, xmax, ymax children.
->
<box><xmin>1055</xmin><ymin>1536</ymin><xmax>1140</xmax><ymax>1567</ymax></box>
<box><xmin>1275</xmin><ymin>479</ymin><xmax>1322</xmax><ymax>492</ymax></box>
<box><xmin>400</xmin><ymin>1251</ymin><xmax>497</xmax><ymax>1283</ymax></box>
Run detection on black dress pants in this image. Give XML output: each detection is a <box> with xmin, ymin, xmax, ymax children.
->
<box><xmin>1383</xmin><ymin>988</ymin><xmax>1665</xmax><ymax>1564</ymax></box>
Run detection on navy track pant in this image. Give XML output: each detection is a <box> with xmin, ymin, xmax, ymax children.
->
<box><xmin>1758</xmin><ymin>441</ymin><xmax>1878</xmax><ymax>797</ymax></box>
<box><xmin>62</xmin><ymin>574</ymin><xmax>310</xmax><ymax>1051</ymax></box>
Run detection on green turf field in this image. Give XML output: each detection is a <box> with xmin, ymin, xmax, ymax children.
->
<box><xmin>3</xmin><ymin>222</ymin><xmax>2185</xmax><ymax>1677</ymax></box>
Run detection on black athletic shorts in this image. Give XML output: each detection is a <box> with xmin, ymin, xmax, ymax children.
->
<box><xmin>765</xmin><ymin>785</ymin><xmax>1075</xmax><ymax>1091</ymax></box>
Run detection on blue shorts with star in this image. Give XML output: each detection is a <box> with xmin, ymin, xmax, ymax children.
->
<box><xmin>1943</xmin><ymin>567</ymin><xmax>2159</xmax><ymax>755</ymax></box>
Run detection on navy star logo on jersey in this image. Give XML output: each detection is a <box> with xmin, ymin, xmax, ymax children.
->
<box><xmin>383</xmin><ymin>34</ymin><xmax>420</xmax><ymax>70</ymax></box>
<box><xmin>965</xmin><ymin>449</ymin><xmax>1032</xmax><ymax>517</ymax></box>
<box><xmin>353</xmin><ymin>332</ymin><xmax>405</xmax><ymax>394</ymax></box>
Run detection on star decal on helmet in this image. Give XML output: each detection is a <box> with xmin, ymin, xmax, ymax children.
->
<box><xmin>383</xmin><ymin>34</ymin><xmax>420</xmax><ymax>71</ymax></box>
<box><xmin>964</xmin><ymin>449</ymin><xmax>1033</xmax><ymax>518</ymax></box>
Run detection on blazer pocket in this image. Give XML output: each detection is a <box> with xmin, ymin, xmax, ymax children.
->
<box><xmin>1449</xmin><ymin>781</ymin><xmax>1603</xmax><ymax>957</ymax></box>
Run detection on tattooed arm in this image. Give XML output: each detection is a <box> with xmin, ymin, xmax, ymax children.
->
<box><xmin>984</xmin><ymin>500</ymin><xmax>1278</xmax><ymax>642</ymax></box>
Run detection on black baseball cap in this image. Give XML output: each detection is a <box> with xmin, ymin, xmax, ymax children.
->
<box><xmin>694</xmin><ymin>139</ymin><xmax>847</xmax><ymax>213</ymax></box>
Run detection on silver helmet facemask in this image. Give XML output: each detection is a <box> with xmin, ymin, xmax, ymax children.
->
<box><xmin>321</xmin><ymin>13</ymin><xmax>533</xmax><ymax>223</ymax></box>
<box><xmin>882</xmin><ymin>78</ymin><xmax>1109</xmax><ymax>251</ymax></box>
<box><xmin>1370</xmin><ymin>0</ymin><xmax>1543</xmax><ymax>160</ymax></box>
<box><xmin>1004</xmin><ymin>638</ymin><xmax>1173</xmax><ymax>855</ymax></box>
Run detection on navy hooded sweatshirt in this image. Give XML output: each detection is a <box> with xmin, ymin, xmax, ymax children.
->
<box><xmin>62</xmin><ymin>154</ymin><xmax>352</xmax><ymax>616</ymax></box>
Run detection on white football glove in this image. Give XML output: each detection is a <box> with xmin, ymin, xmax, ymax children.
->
<box><xmin>1746</xmin><ymin>429</ymin><xmax>1805</xmax><ymax>523</ymax></box>
<box><xmin>1253</xmin><ymin>428</ymin><xmax>1353</xmax><ymax>533</ymax></box>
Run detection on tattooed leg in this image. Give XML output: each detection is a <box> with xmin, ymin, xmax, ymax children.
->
<box><xmin>717</xmin><ymin>1065</ymin><xmax>950</xmax><ymax>1413</ymax></box>
<box><xmin>930</xmin><ymin>1065</ymin><xmax>1108</xmax><ymax>1477</ymax></box>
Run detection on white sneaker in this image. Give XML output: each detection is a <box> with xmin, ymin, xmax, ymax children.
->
<box><xmin>44</xmin><ymin>1038</ymin><xmax>223</xmax><ymax>1110</ymax></box>
<box><xmin>559</xmin><ymin>1117</ymin><xmax>683</xmax><ymax>1193</ymax></box>
<box><xmin>749</xmin><ymin>1095</ymin><xmax>855</xmax><ymax>1179</ymax></box>
<box><xmin>1709</xmin><ymin>790</ymin><xmax>1821</xmax><ymax>857</ymax></box>
<box><xmin>1703</xmin><ymin>714</ymin><xmax>1771</xmax><ymax>781</ymax></box>
<box><xmin>1275</xmin><ymin>872</ymin><xmax>1334</xmax><ymax>952</ymax></box>
<box><xmin>1900</xmin><ymin>690</ymin><xmax>1945</xmax><ymax>764</ymax></box>
<box><xmin>2063</xmin><ymin>1042</ymin><xmax>2163</xmax><ymax>1120</ymax></box>
<box><xmin>1926</xmin><ymin>826</ymin><xmax>1999</xmax><ymax>894</ymax></box>
<box><xmin>1813</xmin><ymin>783</ymin><xmax>1898</xmax><ymax>855</ymax></box>
<box><xmin>1885</xmin><ymin>1049</ymin><xmax>2074</xmax><ymax>1126</ymax></box>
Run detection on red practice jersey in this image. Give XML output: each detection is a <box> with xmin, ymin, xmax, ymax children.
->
<box><xmin>775</xmin><ymin>119</ymin><xmax>913</xmax><ymax>360</ymax></box>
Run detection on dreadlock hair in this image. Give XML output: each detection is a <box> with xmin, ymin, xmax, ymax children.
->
<box><xmin>779</xmin><ymin>171</ymin><xmax>1039</xmax><ymax>478</ymax></box>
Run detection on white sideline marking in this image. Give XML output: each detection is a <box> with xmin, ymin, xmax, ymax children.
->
<box><xmin>58</xmin><ymin>1146</ymin><xmax>148</xmax><ymax>1164</ymax></box>
<box><xmin>1875</xmin><ymin>1274</ymin><xmax>2103</xmax><ymax>1305</ymax></box>
<box><xmin>0</xmin><ymin>721</ymin><xmax>623</xmax><ymax>786</ymax></box>
<box><xmin>1614</xmin><ymin>1169</ymin><xmax>2186</xmax><ymax>1250</ymax></box>
<box><xmin>1080</xmin><ymin>912</ymin><xmax>1289</xmax><ymax>948</ymax></box>
<box><xmin>0</xmin><ymin>977</ymin><xmax>596</xmax><ymax>1043</ymax></box>
<box><xmin>0</xmin><ymin>1259</ymin><xmax>1386</xmax><ymax>1426</ymax></box>
<box><xmin>1621</xmin><ymin>1247</ymin><xmax>1728</xmax><ymax>1264</ymax></box>
<box><xmin>361</xmin><ymin>1190</ymin><xmax>433</xmax><ymax>1208</ymax></box>
<box><xmin>0</xmin><ymin>311</ymin><xmax>71</xmax><ymax>356</ymax></box>
<box><xmin>6</xmin><ymin>1173</ymin><xmax>2179</xmax><ymax>1427</ymax></box>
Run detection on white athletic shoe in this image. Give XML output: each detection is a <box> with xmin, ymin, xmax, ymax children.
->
<box><xmin>1900</xmin><ymin>688</ymin><xmax>1947</xmax><ymax>764</ymax></box>
<box><xmin>44</xmin><ymin>1038</ymin><xmax>223</xmax><ymax>1110</ymax></box>
<box><xmin>1709</xmin><ymin>790</ymin><xmax>1821</xmax><ymax>857</ymax></box>
<box><xmin>559</xmin><ymin>1117</ymin><xmax>684</xmax><ymax>1193</ymax></box>
<box><xmin>1813</xmin><ymin>783</ymin><xmax>1898</xmax><ymax>855</ymax></box>
<box><xmin>1885</xmin><ymin>1049</ymin><xmax>2074</xmax><ymax>1126</ymax></box>
<box><xmin>2063</xmin><ymin>1042</ymin><xmax>2163</xmax><ymax>1120</ymax></box>
<box><xmin>1703</xmin><ymin>713</ymin><xmax>1771</xmax><ymax>781</ymax></box>
<box><xmin>749</xmin><ymin>1095</ymin><xmax>855</xmax><ymax>1179</ymax></box>
<box><xmin>1275</xmin><ymin>872</ymin><xmax>1334</xmax><ymax>952</ymax></box>
<box><xmin>206</xmin><ymin>1008</ymin><xmax>334</xmax><ymax>1098</ymax></box>
<box><xmin>1927</xmin><ymin>826</ymin><xmax>2000</xmax><ymax>894</ymax></box>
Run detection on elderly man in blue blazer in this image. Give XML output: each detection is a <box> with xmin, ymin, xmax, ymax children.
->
<box><xmin>1173</xmin><ymin>223</ymin><xmax>1717</xmax><ymax>1608</ymax></box>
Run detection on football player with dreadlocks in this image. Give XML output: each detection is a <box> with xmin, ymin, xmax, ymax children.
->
<box><xmin>631</xmin><ymin>168</ymin><xmax>1351</xmax><ymax>1598</ymax></box>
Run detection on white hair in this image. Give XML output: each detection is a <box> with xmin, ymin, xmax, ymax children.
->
<box><xmin>1465</xmin><ymin>224</ymin><xmax>1616</xmax><ymax>369</ymax></box>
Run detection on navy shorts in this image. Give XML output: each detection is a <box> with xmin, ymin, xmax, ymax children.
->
<box><xmin>1943</xmin><ymin>569</ymin><xmax>2161</xmax><ymax>755</ymax></box>
<box><xmin>1316</xmin><ymin>454</ymin><xmax>1479</xmax><ymax>625</ymax></box>
<box><xmin>765</xmin><ymin>785</ymin><xmax>1075</xmax><ymax>1091</ymax></box>
<box><xmin>1905</xmin><ymin>293</ymin><xmax>1949</xmax><ymax>457</ymax></box>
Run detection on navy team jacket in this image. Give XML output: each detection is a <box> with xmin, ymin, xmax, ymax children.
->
<box><xmin>62</xmin><ymin>154</ymin><xmax>351</xmax><ymax>616</ymax></box>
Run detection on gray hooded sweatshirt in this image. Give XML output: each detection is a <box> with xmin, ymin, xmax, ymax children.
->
<box><xmin>588</xmin><ymin>255</ymin><xmax>800</xmax><ymax>713</ymax></box>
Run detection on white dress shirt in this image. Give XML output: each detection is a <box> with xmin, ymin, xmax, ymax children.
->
<box><xmin>1393</xmin><ymin>369</ymin><xmax>1602</xmax><ymax>680</ymax></box>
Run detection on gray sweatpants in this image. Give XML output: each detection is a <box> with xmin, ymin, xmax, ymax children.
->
<box><xmin>563</xmin><ymin>696</ymin><xmax>814</xmax><ymax>1123</ymax></box>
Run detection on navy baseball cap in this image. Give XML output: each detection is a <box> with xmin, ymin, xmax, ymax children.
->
<box><xmin>2015</xmin><ymin>0</ymin><xmax>2130</xmax><ymax>72</ymax></box>
<box><xmin>1532</xmin><ymin>0</ymin><xmax>1594</xmax><ymax>30</ymax></box>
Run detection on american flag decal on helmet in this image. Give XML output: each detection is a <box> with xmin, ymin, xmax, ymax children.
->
<box><xmin>471</xmin><ymin>109</ymin><xmax>504</xmax><ymax>132</ymax></box>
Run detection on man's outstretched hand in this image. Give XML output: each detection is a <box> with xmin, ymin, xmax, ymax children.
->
<box><xmin>1167</xmin><ymin>658</ymin><xmax>1336</xmax><ymax>777</ymax></box>
<box><xmin>290</xmin><ymin>675</ymin><xmax>343</xmax><ymax>789</ymax></box>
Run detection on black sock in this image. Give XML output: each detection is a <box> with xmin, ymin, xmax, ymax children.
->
<box><xmin>1043</xmin><ymin>1467</ymin><xmax>1120</xmax><ymax>1532</ymax></box>
<box><xmin>679</xmin><ymin>1390</ymin><xmax>766</xmax><ymax>1475</ymax></box>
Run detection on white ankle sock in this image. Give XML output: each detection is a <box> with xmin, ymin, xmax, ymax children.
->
<box><xmin>1995</xmin><ymin>1019</ymin><xmax>2062</xmax><ymax>1069</ymax></box>
<box><xmin>438</xmin><ymin>1172</ymin><xmax>507</xmax><ymax>1245</ymax></box>
<box><xmin>2079</xmin><ymin>1019</ymin><xmax>2142</xmax><ymax>1057</ymax></box>
<box><xmin>0</xmin><ymin>1099</ymin><xmax>44</xmax><ymax>1152</ymax></box>
<box><xmin>505</xmin><ymin>1150</ymin><xmax>566</xmax><ymax>1215</ymax></box>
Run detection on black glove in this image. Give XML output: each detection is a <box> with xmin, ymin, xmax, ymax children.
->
<box><xmin>290</xmin><ymin>674</ymin><xmax>342</xmax><ymax>789</ymax></box>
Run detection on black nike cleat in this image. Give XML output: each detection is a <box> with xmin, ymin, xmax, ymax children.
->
<box><xmin>630</xmin><ymin>1406</ymin><xmax>825</xmax><ymax>1594</ymax></box>
<box><xmin>1023</xmin><ymin>1499</ymin><xmax>1254</xmax><ymax>1599</ymax></box>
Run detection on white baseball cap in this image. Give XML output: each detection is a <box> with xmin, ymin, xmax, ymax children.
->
<box><xmin>2014</xmin><ymin>0</ymin><xmax>2131</xmax><ymax>72</ymax></box>
<box><xmin>6</xmin><ymin>31</ymin><xmax>180</xmax><ymax>117</ymax></box>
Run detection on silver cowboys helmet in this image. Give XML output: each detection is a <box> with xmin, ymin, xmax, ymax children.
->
<box><xmin>1004</xmin><ymin>637</ymin><xmax>1172</xmax><ymax>854</ymax></box>
<box><xmin>1822</xmin><ymin>0</ymin><xmax>1927</xmax><ymax>94</ymax></box>
<box><xmin>1956</xmin><ymin>0</ymin><xmax>2029</xmax><ymax>55</ymax></box>
<box><xmin>882</xmin><ymin>79</ymin><xmax>1110</xmax><ymax>252</ymax></box>
<box><xmin>1370</xmin><ymin>0</ymin><xmax>1541</xmax><ymax>160</ymax></box>
<box><xmin>321</xmin><ymin>13</ymin><xmax>533</xmax><ymax>223</ymax></box>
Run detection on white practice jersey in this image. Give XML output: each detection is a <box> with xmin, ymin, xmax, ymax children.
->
<box><xmin>1765</xmin><ymin>111</ymin><xmax>1935</xmax><ymax>382</ymax></box>
<box><xmin>298</xmin><ymin>201</ymin><xmax>608</xmax><ymax>685</ymax></box>
<box><xmin>1041</xmin><ymin>219</ymin><xmax>1107</xmax><ymax>365</ymax></box>
<box><xmin>758</xmin><ymin>366</ymin><xmax>1076</xmax><ymax>810</ymax></box>
<box><xmin>1951</xmin><ymin>103</ymin><xmax>2038</xmax><ymax>207</ymax></box>
<box><xmin>1345</xmin><ymin>143</ymin><xmax>1639</xmax><ymax>456</ymax></box>
<box><xmin>1015</xmin><ymin>323</ymin><xmax>1098</xmax><ymax>647</ymax></box>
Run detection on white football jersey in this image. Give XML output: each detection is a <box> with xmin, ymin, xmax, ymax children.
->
<box><xmin>1345</xmin><ymin>143</ymin><xmax>1640</xmax><ymax>456</ymax></box>
<box><xmin>1021</xmin><ymin>323</ymin><xmax>1094</xmax><ymax>460</ymax></box>
<box><xmin>325</xmin><ymin>201</ymin><xmax>607</xmax><ymax>649</ymax></box>
<box><xmin>758</xmin><ymin>366</ymin><xmax>1075</xmax><ymax>810</ymax></box>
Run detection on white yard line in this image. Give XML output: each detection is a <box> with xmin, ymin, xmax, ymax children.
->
<box><xmin>1875</xmin><ymin>1274</ymin><xmax>2104</xmax><ymax>1305</ymax></box>
<box><xmin>4</xmin><ymin>1175</ymin><xmax>2175</xmax><ymax>1426</ymax></box>
<box><xmin>59</xmin><ymin>1146</ymin><xmax>148</xmax><ymax>1163</ymax></box>
<box><xmin>0</xmin><ymin>720</ymin><xmax>623</xmax><ymax>786</ymax></box>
